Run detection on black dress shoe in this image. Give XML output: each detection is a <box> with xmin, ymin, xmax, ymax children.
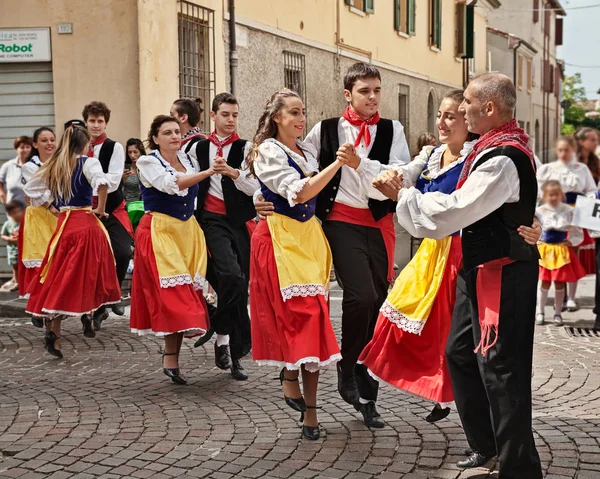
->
<box><xmin>194</xmin><ymin>327</ymin><xmax>214</xmax><ymax>348</ymax></box>
<box><xmin>231</xmin><ymin>359</ymin><xmax>248</xmax><ymax>381</ymax></box>
<box><xmin>81</xmin><ymin>314</ymin><xmax>96</xmax><ymax>338</ymax></box>
<box><xmin>456</xmin><ymin>452</ymin><xmax>495</xmax><ymax>469</ymax></box>
<box><xmin>337</xmin><ymin>362</ymin><xmax>360</xmax><ymax>405</ymax></box>
<box><xmin>276</xmin><ymin>368</ymin><xmax>306</xmax><ymax>412</ymax></box>
<box><xmin>92</xmin><ymin>308</ymin><xmax>109</xmax><ymax>331</ymax></box>
<box><xmin>215</xmin><ymin>343</ymin><xmax>232</xmax><ymax>370</ymax></box>
<box><xmin>44</xmin><ymin>331</ymin><xmax>63</xmax><ymax>359</ymax></box>
<box><xmin>111</xmin><ymin>304</ymin><xmax>125</xmax><ymax>316</ymax></box>
<box><xmin>358</xmin><ymin>401</ymin><xmax>385</xmax><ymax>428</ymax></box>
<box><xmin>31</xmin><ymin>317</ymin><xmax>44</xmax><ymax>328</ymax></box>
<box><xmin>163</xmin><ymin>352</ymin><xmax>187</xmax><ymax>385</ymax></box>
<box><xmin>425</xmin><ymin>404</ymin><xmax>451</xmax><ymax>423</ymax></box>
<box><xmin>300</xmin><ymin>406</ymin><xmax>321</xmax><ymax>440</ymax></box>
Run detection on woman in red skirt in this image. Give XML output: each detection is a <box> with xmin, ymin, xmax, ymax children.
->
<box><xmin>24</xmin><ymin>126</ymin><xmax>121</xmax><ymax>358</ymax></box>
<box><xmin>130</xmin><ymin>115</ymin><xmax>213</xmax><ymax>385</ymax></box>
<box><xmin>247</xmin><ymin>89</ymin><xmax>349</xmax><ymax>440</ymax></box>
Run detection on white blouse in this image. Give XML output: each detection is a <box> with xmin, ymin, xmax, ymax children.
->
<box><xmin>21</xmin><ymin>156</ymin><xmax>42</xmax><ymax>184</ymax></box>
<box><xmin>137</xmin><ymin>150</ymin><xmax>199</xmax><ymax>197</ymax></box>
<box><xmin>254</xmin><ymin>139</ymin><xmax>319</xmax><ymax>207</ymax></box>
<box><xmin>90</xmin><ymin>141</ymin><xmax>125</xmax><ymax>194</ymax></box>
<box><xmin>187</xmin><ymin>138</ymin><xmax>258</xmax><ymax>200</ymax></box>
<box><xmin>304</xmin><ymin>118</ymin><xmax>411</xmax><ymax>209</ymax></box>
<box><xmin>536</xmin><ymin>159</ymin><xmax>598</xmax><ymax>198</ymax></box>
<box><xmin>536</xmin><ymin>203</ymin><xmax>583</xmax><ymax>246</ymax></box>
<box><xmin>24</xmin><ymin>156</ymin><xmax>109</xmax><ymax>207</ymax></box>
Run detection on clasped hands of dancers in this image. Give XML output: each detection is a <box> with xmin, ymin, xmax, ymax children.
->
<box><xmin>21</xmin><ymin>62</ymin><xmax>544</xmax><ymax>476</ymax></box>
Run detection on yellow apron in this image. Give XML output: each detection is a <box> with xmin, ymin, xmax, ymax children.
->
<box><xmin>150</xmin><ymin>212</ymin><xmax>207</xmax><ymax>290</ymax></box>
<box><xmin>381</xmin><ymin>237</ymin><xmax>452</xmax><ymax>335</ymax></box>
<box><xmin>22</xmin><ymin>206</ymin><xmax>58</xmax><ymax>268</ymax></box>
<box><xmin>267</xmin><ymin>213</ymin><xmax>331</xmax><ymax>301</ymax></box>
<box><xmin>538</xmin><ymin>242</ymin><xmax>571</xmax><ymax>270</ymax></box>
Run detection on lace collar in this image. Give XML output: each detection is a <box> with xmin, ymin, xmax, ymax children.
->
<box><xmin>150</xmin><ymin>150</ymin><xmax>195</xmax><ymax>174</ymax></box>
<box><xmin>424</xmin><ymin>140</ymin><xmax>476</xmax><ymax>179</ymax></box>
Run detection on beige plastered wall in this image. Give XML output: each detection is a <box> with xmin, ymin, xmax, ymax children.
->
<box><xmin>1</xmin><ymin>0</ymin><xmax>141</xmax><ymax>144</ymax></box>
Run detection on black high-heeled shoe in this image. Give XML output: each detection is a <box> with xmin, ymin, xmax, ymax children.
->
<box><xmin>276</xmin><ymin>368</ymin><xmax>306</xmax><ymax>412</ymax></box>
<box><xmin>163</xmin><ymin>352</ymin><xmax>187</xmax><ymax>385</ymax></box>
<box><xmin>44</xmin><ymin>331</ymin><xmax>63</xmax><ymax>359</ymax></box>
<box><xmin>300</xmin><ymin>405</ymin><xmax>321</xmax><ymax>441</ymax></box>
<box><xmin>31</xmin><ymin>317</ymin><xmax>44</xmax><ymax>328</ymax></box>
<box><xmin>425</xmin><ymin>404</ymin><xmax>451</xmax><ymax>423</ymax></box>
<box><xmin>80</xmin><ymin>314</ymin><xmax>96</xmax><ymax>338</ymax></box>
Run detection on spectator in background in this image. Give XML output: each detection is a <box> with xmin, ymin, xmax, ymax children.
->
<box><xmin>0</xmin><ymin>136</ymin><xmax>32</xmax><ymax>206</ymax></box>
<box><xmin>123</xmin><ymin>138</ymin><xmax>145</xmax><ymax>205</ymax></box>
<box><xmin>414</xmin><ymin>132</ymin><xmax>437</xmax><ymax>159</ymax></box>
<box><xmin>1</xmin><ymin>200</ymin><xmax>25</xmax><ymax>291</ymax></box>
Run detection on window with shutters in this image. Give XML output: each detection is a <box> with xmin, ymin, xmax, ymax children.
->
<box><xmin>527</xmin><ymin>58</ymin><xmax>532</xmax><ymax>93</ymax></box>
<box><xmin>555</xmin><ymin>18</ymin><xmax>563</xmax><ymax>46</ymax></box>
<box><xmin>398</xmin><ymin>84</ymin><xmax>410</xmax><ymax>144</ymax></box>
<box><xmin>456</xmin><ymin>1</ymin><xmax>467</xmax><ymax>57</ymax></box>
<box><xmin>394</xmin><ymin>0</ymin><xmax>416</xmax><ymax>36</ymax></box>
<box><xmin>345</xmin><ymin>0</ymin><xmax>374</xmax><ymax>14</ymax></box>
<box><xmin>533</xmin><ymin>0</ymin><xmax>540</xmax><ymax>23</ymax></box>
<box><xmin>178</xmin><ymin>0</ymin><xmax>216</xmax><ymax>131</ymax></box>
<box><xmin>517</xmin><ymin>54</ymin><xmax>523</xmax><ymax>90</ymax></box>
<box><xmin>544</xmin><ymin>8</ymin><xmax>551</xmax><ymax>37</ymax></box>
<box><xmin>430</xmin><ymin>0</ymin><xmax>442</xmax><ymax>49</ymax></box>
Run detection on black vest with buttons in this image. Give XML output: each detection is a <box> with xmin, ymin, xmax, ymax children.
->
<box><xmin>193</xmin><ymin>138</ymin><xmax>256</xmax><ymax>227</ymax></box>
<box><xmin>461</xmin><ymin>145</ymin><xmax>539</xmax><ymax>272</ymax></box>
<box><xmin>97</xmin><ymin>139</ymin><xmax>124</xmax><ymax>215</ymax></box>
<box><xmin>316</xmin><ymin>117</ymin><xmax>396</xmax><ymax>221</ymax></box>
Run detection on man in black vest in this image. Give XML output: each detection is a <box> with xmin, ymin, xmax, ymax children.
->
<box><xmin>374</xmin><ymin>73</ymin><xmax>543</xmax><ymax>479</ymax></box>
<box><xmin>82</xmin><ymin>101</ymin><xmax>132</xmax><ymax>330</ymax></box>
<box><xmin>304</xmin><ymin>63</ymin><xmax>411</xmax><ymax>428</ymax></box>
<box><xmin>189</xmin><ymin>93</ymin><xmax>258</xmax><ymax>380</ymax></box>
<box><xmin>170</xmin><ymin>98</ymin><xmax>206</xmax><ymax>154</ymax></box>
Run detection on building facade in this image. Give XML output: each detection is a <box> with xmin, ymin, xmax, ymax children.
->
<box><xmin>487</xmin><ymin>0</ymin><xmax>566</xmax><ymax>162</ymax></box>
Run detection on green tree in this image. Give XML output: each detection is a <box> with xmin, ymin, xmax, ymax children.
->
<box><xmin>562</xmin><ymin>73</ymin><xmax>588</xmax><ymax>134</ymax></box>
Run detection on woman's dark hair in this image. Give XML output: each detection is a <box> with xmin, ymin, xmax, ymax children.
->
<box><xmin>146</xmin><ymin>115</ymin><xmax>180</xmax><ymax>151</ymax></box>
<box><xmin>442</xmin><ymin>89</ymin><xmax>480</xmax><ymax>142</ymax></box>
<box><xmin>575</xmin><ymin>127</ymin><xmax>600</xmax><ymax>183</ymax></box>
<box><xmin>246</xmin><ymin>89</ymin><xmax>302</xmax><ymax>176</ymax></box>
<box><xmin>29</xmin><ymin>127</ymin><xmax>55</xmax><ymax>160</ymax></box>
<box><xmin>343</xmin><ymin>62</ymin><xmax>381</xmax><ymax>92</ymax></box>
<box><xmin>125</xmin><ymin>138</ymin><xmax>146</xmax><ymax>164</ymax></box>
<box><xmin>172</xmin><ymin>98</ymin><xmax>203</xmax><ymax>127</ymax></box>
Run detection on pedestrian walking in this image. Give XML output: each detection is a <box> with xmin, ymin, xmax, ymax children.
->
<box><xmin>24</xmin><ymin>125</ymin><xmax>121</xmax><ymax>359</ymax></box>
<box><xmin>248</xmin><ymin>89</ymin><xmax>345</xmax><ymax>440</ymax></box>
<box><xmin>129</xmin><ymin>115</ymin><xmax>213</xmax><ymax>385</ymax></box>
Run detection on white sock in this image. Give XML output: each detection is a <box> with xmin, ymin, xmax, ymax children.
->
<box><xmin>537</xmin><ymin>286</ymin><xmax>549</xmax><ymax>315</ymax></box>
<box><xmin>216</xmin><ymin>334</ymin><xmax>230</xmax><ymax>347</ymax></box>
<box><xmin>567</xmin><ymin>282</ymin><xmax>578</xmax><ymax>301</ymax></box>
<box><xmin>554</xmin><ymin>288</ymin><xmax>565</xmax><ymax>315</ymax></box>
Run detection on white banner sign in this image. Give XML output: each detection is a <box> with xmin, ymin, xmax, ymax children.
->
<box><xmin>0</xmin><ymin>28</ymin><xmax>51</xmax><ymax>63</ymax></box>
<box><xmin>572</xmin><ymin>195</ymin><xmax>600</xmax><ymax>231</ymax></box>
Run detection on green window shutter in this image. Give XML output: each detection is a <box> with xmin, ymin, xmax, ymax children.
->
<box><xmin>394</xmin><ymin>0</ymin><xmax>401</xmax><ymax>30</ymax></box>
<box><xmin>408</xmin><ymin>0</ymin><xmax>416</xmax><ymax>35</ymax></box>
<box><xmin>436</xmin><ymin>0</ymin><xmax>442</xmax><ymax>49</ymax></box>
<box><xmin>464</xmin><ymin>3</ymin><xmax>475</xmax><ymax>58</ymax></box>
<box><xmin>365</xmin><ymin>0</ymin><xmax>374</xmax><ymax>14</ymax></box>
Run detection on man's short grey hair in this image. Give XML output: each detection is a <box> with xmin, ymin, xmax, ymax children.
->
<box><xmin>469</xmin><ymin>73</ymin><xmax>516</xmax><ymax>120</ymax></box>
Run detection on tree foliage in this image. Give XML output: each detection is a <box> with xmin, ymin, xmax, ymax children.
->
<box><xmin>562</xmin><ymin>73</ymin><xmax>590</xmax><ymax>133</ymax></box>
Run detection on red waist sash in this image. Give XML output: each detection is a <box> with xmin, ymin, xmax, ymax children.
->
<box><xmin>92</xmin><ymin>198</ymin><xmax>133</xmax><ymax>237</ymax></box>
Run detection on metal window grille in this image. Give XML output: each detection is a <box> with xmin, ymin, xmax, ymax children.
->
<box><xmin>178</xmin><ymin>1</ymin><xmax>216</xmax><ymax>132</ymax></box>
<box><xmin>284</xmin><ymin>51</ymin><xmax>307</xmax><ymax>106</ymax></box>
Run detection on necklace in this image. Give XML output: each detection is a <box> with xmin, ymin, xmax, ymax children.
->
<box><xmin>441</xmin><ymin>148</ymin><xmax>461</xmax><ymax>169</ymax></box>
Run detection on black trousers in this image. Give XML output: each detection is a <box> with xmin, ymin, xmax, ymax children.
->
<box><xmin>202</xmin><ymin>212</ymin><xmax>251</xmax><ymax>360</ymax></box>
<box><xmin>322</xmin><ymin>220</ymin><xmax>388</xmax><ymax>402</ymax></box>
<box><xmin>446</xmin><ymin>260</ymin><xmax>542</xmax><ymax>479</ymax></box>
<box><xmin>594</xmin><ymin>239</ymin><xmax>600</xmax><ymax>327</ymax></box>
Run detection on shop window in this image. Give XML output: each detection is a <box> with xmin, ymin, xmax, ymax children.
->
<box><xmin>178</xmin><ymin>0</ymin><xmax>215</xmax><ymax>131</ymax></box>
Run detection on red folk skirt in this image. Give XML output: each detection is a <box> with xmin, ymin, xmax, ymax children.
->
<box><xmin>579</xmin><ymin>230</ymin><xmax>596</xmax><ymax>276</ymax></box>
<box><xmin>130</xmin><ymin>214</ymin><xmax>209</xmax><ymax>337</ymax></box>
<box><xmin>539</xmin><ymin>245</ymin><xmax>586</xmax><ymax>282</ymax></box>
<box><xmin>359</xmin><ymin>235</ymin><xmax>463</xmax><ymax>404</ymax></box>
<box><xmin>250</xmin><ymin>220</ymin><xmax>341</xmax><ymax>372</ymax></box>
<box><xmin>26</xmin><ymin>210</ymin><xmax>121</xmax><ymax>317</ymax></box>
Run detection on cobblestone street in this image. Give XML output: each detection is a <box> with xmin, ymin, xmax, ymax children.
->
<box><xmin>1</xmin><ymin>280</ymin><xmax>600</xmax><ymax>479</ymax></box>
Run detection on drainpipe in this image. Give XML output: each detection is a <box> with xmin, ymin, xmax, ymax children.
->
<box><xmin>512</xmin><ymin>39</ymin><xmax>523</xmax><ymax>88</ymax></box>
<box><xmin>228</xmin><ymin>0</ymin><xmax>238</xmax><ymax>96</ymax></box>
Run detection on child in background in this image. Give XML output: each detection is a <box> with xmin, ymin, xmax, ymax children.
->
<box><xmin>414</xmin><ymin>132</ymin><xmax>437</xmax><ymax>159</ymax></box>
<box><xmin>536</xmin><ymin>180</ymin><xmax>586</xmax><ymax>325</ymax></box>
<box><xmin>1</xmin><ymin>200</ymin><xmax>25</xmax><ymax>291</ymax></box>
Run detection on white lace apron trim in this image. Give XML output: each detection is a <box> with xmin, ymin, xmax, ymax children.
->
<box><xmin>22</xmin><ymin>259</ymin><xmax>43</xmax><ymax>269</ymax></box>
<box><xmin>256</xmin><ymin>353</ymin><xmax>342</xmax><ymax>373</ymax></box>
<box><xmin>379</xmin><ymin>300</ymin><xmax>426</xmax><ymax>335</ymax></box>
<box><xmin>131</xmin><ymin>327</ymin><xmax>207</xmax><ymax>338</ymax></box>
<box><xmin>27</xmin><ymin>299</ymin><xmax>122</xmax><ymax>318</ymax></box>
<box><xmin>159</xmin><ymin>272</ymin><xmax>206</xmax><ymax>291</ymax></box>
<box><xmin>280</xmin><ymin>283</ymin><xmax>329</xmax><ymax>302</ymax></box>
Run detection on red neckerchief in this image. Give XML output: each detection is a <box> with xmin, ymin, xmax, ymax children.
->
<box><xmin>456</xmin><ymin>119</ymin><xmax>533</xmax><ymax>190</ymax></box>
<box><xmin>342</xmin><ymin>106</ymin><xmax>381</xmax><ymax>148</ymax></box>
<box><xmin>208</xmin><ymin>131</ymin><xmax>240</xmax><ymax>158</ymax></box>
<box><xmin>88</xmin><ymin>133</ymin><xmax>107</xmax><ymax>157</ymax></box>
